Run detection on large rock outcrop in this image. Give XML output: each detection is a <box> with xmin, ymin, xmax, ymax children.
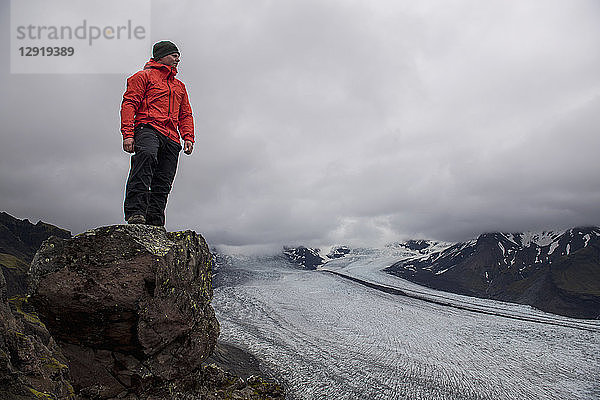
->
<box><xmin>28</xmin><ymin>225</ymin><xmax>220</xmax><ymax>398</ymax></box>
<box><xmin>0</xmin><ymin>267</ymin><xmax>74</xmax><ymax>399</ymax></box>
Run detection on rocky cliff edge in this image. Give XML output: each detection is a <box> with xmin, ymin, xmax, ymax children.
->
<box><xmin>0</xmin><ymin>223</ymin><xmax>283</xmax><ymax>399</ymax></box>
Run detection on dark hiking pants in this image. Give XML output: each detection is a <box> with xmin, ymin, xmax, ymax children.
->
<box><xmin>124</xmin><ymin>125</ymin><xmax>181</xmax><ymax>226</ymax></box>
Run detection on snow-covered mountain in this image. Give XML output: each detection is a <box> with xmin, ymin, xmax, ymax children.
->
<box><xmin>385</xmin><ymin>227</ymin><xmax>600</xmax><ymax>319</ymax></box>
<box><xmin>282</xmin><ymin>246</ymin><xmax>324</xmax><ymax>269</ymax></box>
<box><xmin>282</xmin><ymin>241</ymin><xmax>451</xmax><ymax>269</ymax></box>
<box><xmin>281</xmin><ymin>227</ymin><xmax>600</xmax><ymax>319</ymax></box>
<box><xmin>282</xmin><ymin>245</ymin><xmax>355</xmax><ymax>269</ymax></box>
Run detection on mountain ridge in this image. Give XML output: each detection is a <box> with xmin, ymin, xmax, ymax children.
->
<box><xmin>282</xmin><ymin>226</ymin><xmax>600</xmax><ymax>319</ymax></box>
<box><xmin>0</xmin><ymin>211</ymin><xmax>71</xmax><ymax>298</ymax></box>
<box><xmin>385</xmin><ymin>226</ymin><xmax>600</xmax><ymax>319</ymax></box>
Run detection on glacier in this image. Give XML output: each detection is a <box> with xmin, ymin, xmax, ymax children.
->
<box><xmin>212</xmin><ymin>247</ymin><xmax>600</xmax><ymax>400</ymax></box>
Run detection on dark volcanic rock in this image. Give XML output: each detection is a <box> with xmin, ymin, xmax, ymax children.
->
<box><xmin>283</xmin><ymin>246</ymin><xmax>324</xmax><ymax>269</ymax></box>
<box><xmin>0</xmin><ymin>212</ymin><xmax>71</xmax><ymax>298</ymax></box>
<box><xmin>193</xmin><ymin>364</ymin><xmax>284</xmax><ymax>400</ymax></box>
<box><xmin>402</xmin><ymin>240</ymin><xmax>433</xmax><ymax>253</ymax></box>
<box><xmin>28</xmin><ymin>225</ymin><xmax>220</xmax><ymax>398</ymax></box>
<box><xmin>327</xmin><ymin>246</ymin><xmax>351</xmax><ymax>259</ymax></box>
<box><xmin>0</xmin><ymin>268</ymin><xmax>75</xmax><ymax>399</ymax></box>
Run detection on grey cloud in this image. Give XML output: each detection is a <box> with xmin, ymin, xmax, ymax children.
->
<box><xmin>1</xmin><ymin>0</ymin><xmax>599</xmax><ymax>248</ymax></box>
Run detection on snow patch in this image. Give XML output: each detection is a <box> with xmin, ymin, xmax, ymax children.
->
<box><xmin>549</xmin><ymin>241</ymin><xmax>560</xmax><ymax>255</ymax></box>
<box><xmin>520</xmin><ymin>231</ymin><xmax>561</xmax><ymax>247</ymax></box>
<box><xmin>498</xmin><ymin>242</ymin><xmax>506</xmax><ymax>256</ymax></box>
<box><xmin>502</xmin><ymin>233</ymin><xmax>520</xmax><ymax>246</ymax></box>
<box><xmin>535</xmin><ymin>248</ymin><xmax>542</xmax><ymax>263</ymax></box>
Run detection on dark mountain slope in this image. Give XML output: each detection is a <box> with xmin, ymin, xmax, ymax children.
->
<box><xmin>386</xmin><ymin>227</ymin><xmax>600</xmax><ymax>319</ymax></box>
<box><xmin>0</xmin><ymin>212</ymin><xmax>71</xmax><ymax>297</ymax></box>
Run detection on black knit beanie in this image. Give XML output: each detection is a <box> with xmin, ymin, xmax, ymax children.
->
<box><xmin>152</xmin><ymin>41</ymin><xmax>179</xmax><ymax>60</ymax></box>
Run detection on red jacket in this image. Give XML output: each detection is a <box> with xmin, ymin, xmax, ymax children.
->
<box><xmin>121</xmin><ymin>60</ymin><xmax>194</xmax><ymax>144</ymax></box>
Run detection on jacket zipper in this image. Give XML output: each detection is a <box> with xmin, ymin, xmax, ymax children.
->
<box><xmin>166</xmin><ymin>73</ymin><xmax>172</xmax><ymax>117</ymax></box>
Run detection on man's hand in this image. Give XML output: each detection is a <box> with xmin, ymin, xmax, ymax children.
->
<box><xmin>183</xmin><ymin>140</ymin><xmax>194</xmax><ymax>155</ymax></box>
<box><xmin>123</xmin><ymin>138</ymin><xmax>135</xmax><ymax>153</ymax></box>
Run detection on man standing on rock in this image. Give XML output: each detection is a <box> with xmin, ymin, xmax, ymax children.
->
<box><xmin>120</xmin><ymin>40</ymin><xmax>194</xmax><ymax>226</ymax></box>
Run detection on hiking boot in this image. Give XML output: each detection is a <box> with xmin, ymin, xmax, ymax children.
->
<box><xmin>127</xmin><ymin>214</ymin><xmax>146</xmax><ymax>224</ymax></box>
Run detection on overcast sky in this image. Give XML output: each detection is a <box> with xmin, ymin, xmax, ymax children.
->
<box><xmin>1</xmin><ymin>0</ymin><xmax>599</xmax><ymax>250</ymax></box>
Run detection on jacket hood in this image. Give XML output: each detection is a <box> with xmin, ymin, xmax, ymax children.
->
<box><xmin>143</xmin><ymin>59</ymin><xmax>178</xmax><ymax>76</ymax></box>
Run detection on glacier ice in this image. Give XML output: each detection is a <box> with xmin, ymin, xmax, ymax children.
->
<box><xmin>212</xmin><ymin>250</ymin><xmax>600</xmax><ymax>400</ymax></box>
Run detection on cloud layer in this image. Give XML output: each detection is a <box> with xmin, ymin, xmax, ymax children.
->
<box><xmin>1</xmin><ymin>0</ymin><xmax>600</xmax><ymax>248</ymax></box>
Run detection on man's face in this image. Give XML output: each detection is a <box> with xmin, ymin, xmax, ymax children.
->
<box><xmin>157</xmin><ymin>53</ymin><xmax>180</xmax><ymax>68</ymax></box>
